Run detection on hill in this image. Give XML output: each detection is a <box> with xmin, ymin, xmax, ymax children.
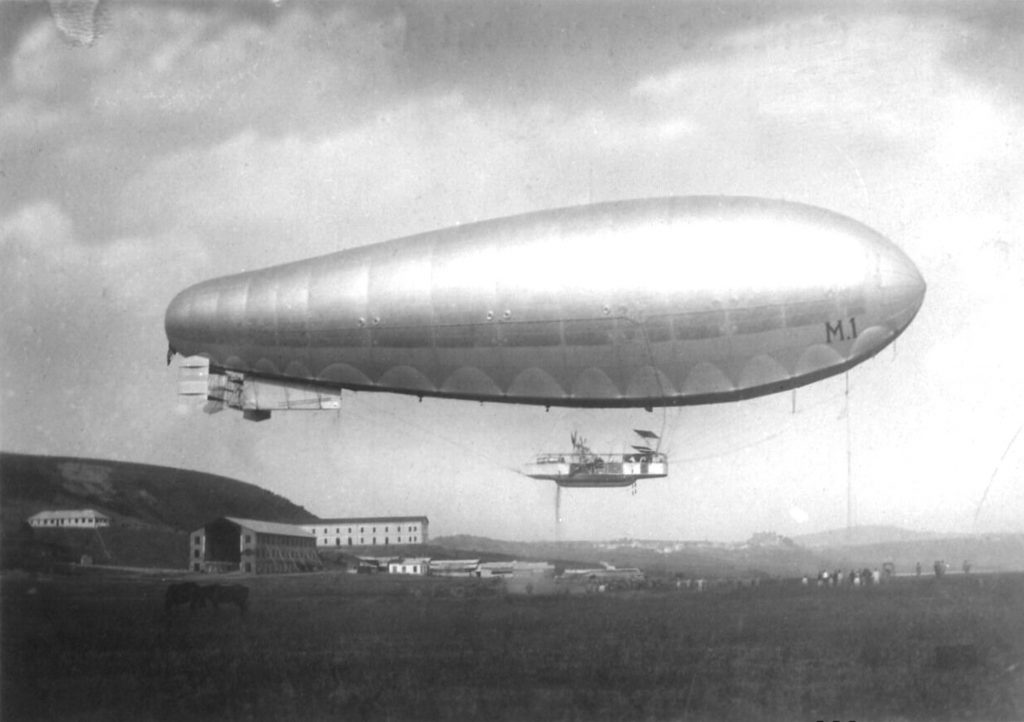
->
<box><xmin>433</xmin><ymin>534</ymin><xmax>825</xmax><ymax>578</ymax></box>
<box><xmin>434</xmin><ymin>531</ymin><xmax>1024</xmax><ymax>578</ymax></box>
<box><xmin>0</xmin><ymin>452</ymin><xmax>317</xmax><ymax>533</ymax></box>
<box><xmin>809</xmin><ymin>534</ymin><xmax>1024</xmax><ymax>574</ymax></box>
<box><xmin>789</xmin><ymin>525</ymin><xmax>1024</xmax><ymax>573</ymax></box>
<box><xmin>0</xmin><ymin>452</ymin><xmax>319</xmax><ymax>570</ymax></box>
<box><xmin>792</xmin><ymin>525</ymin><xmax>957</xmax><ymax>548</ymax></box>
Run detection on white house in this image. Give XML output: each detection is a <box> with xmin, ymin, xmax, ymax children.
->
<box><xmin>387</xmin><ymin>557</ymin><xmax>430</xmax><ymax>575</ymax></box>
<box><xmin>27</xmin><ymin>509</ymin><xmax>111</xmax><ymax>529</ymax></box>
<box><xmin>191</xmin><ymin>517</ymin><xmax>321</xmax><ymax>574</ymax></box>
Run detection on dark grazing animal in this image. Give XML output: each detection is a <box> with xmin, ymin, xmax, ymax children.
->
<box><xmin>194</xmin><ymin>583</ymin><xmax>249</xmax><ymax>615</ymax></box>
<box><xmin>164</xmin><ymin>582</ymin><xmax>202</xmax><ymax>613</ymax></box>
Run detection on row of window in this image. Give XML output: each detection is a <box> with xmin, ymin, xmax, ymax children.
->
<box><xmin>192</xmin><ymin>533</ymin><xmax>421</xmax><ymax>549</ymax></box>
<box><xmin>31</xmin><ymin>518</ymin><xmax>109</xmax><ymax>526</ymax></box>
<box><xmin>319</xmin><ymin>536</ymin><xmax>419</xmax><ymax>546</ymax></box>
<box><xmin>256</xmin><ymin>548</ymin><xmax>318</xmax><ymax>560</ymax></box>
<box><xmin>245</xmin><ymin>533</ymin><xmax>312</xmax><ymax>547</ymax></box>
<box><xmin>311</xmin><ymin>525</ymin><xmax>421</xmax><ymax>535</ymax></box>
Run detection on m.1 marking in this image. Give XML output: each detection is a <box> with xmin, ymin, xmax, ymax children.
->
<box><xmin>826</xmin><ymin>317</ymin><xmax>859</xmax><ymax>343</ymax></box>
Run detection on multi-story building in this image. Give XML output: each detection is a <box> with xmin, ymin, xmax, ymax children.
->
<box><xmin>190</xmin><ymin>517</ymin><xmax>321</xmax><ymax>574</ymax></box>
<box><xmin>301</xmin><ymin>516</ymin><xmax>429</xmax><ymax>549</ymax></box>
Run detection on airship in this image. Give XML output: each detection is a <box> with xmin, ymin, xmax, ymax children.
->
<box><xmin>165</xmin><ymin>196</ymin><xmax>925</xmax><ymax>420</ymax></box>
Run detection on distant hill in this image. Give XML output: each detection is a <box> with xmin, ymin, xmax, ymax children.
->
<box><xmin>434</xmin><ymin>531</ymin><xmax>1024</xmax><ymax>577</ymax></box>
<box><xmin>0</xmin><ymin>452</ymin><xmax>317</xmax><ymax>532</ymax></box>
<box><xmin>792</xmin><ymin>525</ymin><xmax>956</xmax><ymax>548</ymax></box>
<box><xmin>433</xmin><ymin>535</ymin><xmax>825</xmax><ymax>578</ymax></box>
<box><xmin>809</xmin><ymin>534</ymin><xmax>1024</xmax><ymax>574</ymax></box>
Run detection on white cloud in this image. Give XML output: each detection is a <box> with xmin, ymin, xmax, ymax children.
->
<box><xmin>626</xmin><ymin>13</ymin><xmax>1020</xmax><ymax>166</ymax></box>
<box><xmin>0</xmin><ymin>199</ymin><xmax>210</xmax><ymax>338</ymax></box>
<box><xmin>9</xmin><ymin>19</ymin><xmax>67</xmax><ymax>95</ymax></box>
<box><xmin>118</xmin><ymin>92</ymin><xmax>545</xmax><ymax>267</ymax></box>
<box><xmin>933</xmin><ymin>89</ymin><xmax>1020</xmax><ymax>166</ymax></box>
<box><xmin>0</xmin><ymin>200</ymin><xmax>76</xmax><ymax>250</ymax></box>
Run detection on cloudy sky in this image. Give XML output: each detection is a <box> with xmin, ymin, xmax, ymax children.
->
<box><xmin>3</xmin><ymin>1</ymin><xmax>1023</xmax><ymax>542</ymax></box>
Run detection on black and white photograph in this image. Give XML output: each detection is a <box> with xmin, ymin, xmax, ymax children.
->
<box><xmin>2</xmin><ymin>1</ymin><xmax>1023</xmax><ymax>720</ymax></box>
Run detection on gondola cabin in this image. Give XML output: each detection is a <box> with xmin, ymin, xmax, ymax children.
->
<box><xmin>522</xmin><ymin>430</ymin><xmax>668</xmax><ymax>488</ymax></box>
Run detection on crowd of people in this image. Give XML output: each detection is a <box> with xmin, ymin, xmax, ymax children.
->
<box><xmin>811</xmin><ymin>567</ymin><xmax>884</xmax><ymax>587</ymax></box>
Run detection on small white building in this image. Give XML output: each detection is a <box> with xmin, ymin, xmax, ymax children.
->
<box><xmin>301</xmin><ymin>516</ymin><xmax>429</xmax><ymax>549</ymax></box>
<box><xmin>388</xmin><ymin>557</ymin><xmax>430</xmax><ymax>575</ymax></box>
<box><xmin>28</xmin><ymin>509</ymin><xmax>111</xmax><ymax>529</ymax></box>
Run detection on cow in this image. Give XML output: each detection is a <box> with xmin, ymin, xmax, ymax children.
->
<box><xmin>194</xmin><ymin>583</ymin><xmax>249</xmax><ymax>615</ymax></box>
<box><xmin>164</xmin><ymin>582</ymin><xmax>202</xmax><ymax>613</ymax></box>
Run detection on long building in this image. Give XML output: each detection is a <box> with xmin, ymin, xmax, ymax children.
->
<box><xmin>28</xmin><ymin>509</ymin><xmax>110</xmax><ymax>529</ymax></box>
<box><xmin>191</xmin><ymin>517</ymin><xmax>321</xmax><ymax>574</ymax></box>
<box><xmin>301</xmin><ymin>516</ymin><xmax>429</xmax><ymax>549</ymax></box>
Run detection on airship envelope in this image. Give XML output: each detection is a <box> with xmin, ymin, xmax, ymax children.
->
<box><xmin>165</xmin><ymin>197</ymin><xmax>925</xmax><ymax>420</ymax></box>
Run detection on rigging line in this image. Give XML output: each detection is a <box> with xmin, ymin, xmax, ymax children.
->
<box><xmin>674</xmin><ymin>380</ymin><xmax>853</xmax><ymax>463</ymax></box>
<box><xmin>631</xmin><ymin>314</ymin><xmax>669</xmax><ymax>452</ymax></box>
<box><xmin>342</xmin><ymin>399</ymin><xmax>523</xmax><ymax>477</ymax></box>
<box><xmin>835</xmin><ymin>142</ymin><xmax>871</xmax><ymax>208</ymax></box>
<box><xmin>845</xmin><ymin>371</ymin><xmax>854</xmax><ymax>533</ymax></box>
<box><xmin>974</xmin><ymin>420</ymin><xmax>1024</xmax><ymax>526</ymax></box>
<box><xmin>675</xmin><ymin>425</ymin><xmax>792</xmax><ymax>462</ymax></box>
<box><xmin>671</xmin><ymin>386</ymin><xmax>852</xmax><ymax>462</ymax></box>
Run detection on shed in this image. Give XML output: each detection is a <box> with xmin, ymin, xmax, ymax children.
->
<box><xmin>429</xmin><ymin>559</ymin><xmax>480</xmax><ymax>577</ymax></box>
<box><xmin>190</xmin><ymin>517</ymin><xmax>322</xmax><ymax>574</ymax></box>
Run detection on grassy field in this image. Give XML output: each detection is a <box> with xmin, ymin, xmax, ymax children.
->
<box><xmin>3</xmin><ymin>569</ymin><xmax>1022</xmax><ymax>721</ymax></box>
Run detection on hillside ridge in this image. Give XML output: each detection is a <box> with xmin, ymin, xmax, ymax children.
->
<box><xmin>0</xmin><ymin>451</ymin><xmax>317</xmax><ymax>532</ymax></box>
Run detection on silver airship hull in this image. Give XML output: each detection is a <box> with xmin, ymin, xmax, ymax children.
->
<box><xmin>165</xmin><ymin>197</ymin><xmax>925</xmax><ymax>417</ymax></box>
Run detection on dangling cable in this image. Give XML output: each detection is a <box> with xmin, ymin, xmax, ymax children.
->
<box><xmin>845</xmin><ymin>372</ymin><xmax>854</xmax><ymax>536</ymax></box>
<box><xmin>632</xmin><ymin>314</ymin><xmax>670</xmax><ymax>454</ymax></box>
<box><xmin>974</xmin><ymin>421</ymin><xmax>1023</xmax><ymax>527</ymax></box>
<box><xmin>555</xmin><ymin>485</ymin><xmax>562</xmax><ymax>540</ymax></box>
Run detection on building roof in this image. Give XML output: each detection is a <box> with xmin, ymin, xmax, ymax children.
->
<box><xmin>305</xmin><ymin>516</ymin><xmax>429</xmax><ymax>525</ymax></box>
<box><xmin>28</xmin><ymin>509</ymin><xmax>109</xmax><ymax>520</ymax></box>
<box><xmin>221</xmin><ymin>517</ymin><xmax>314</xmax><ymax>537</ymax></box>
<box><xmin>430</xmin><ymin>559</ymin><xmax>479</xmax><ymax>568</ymax></box>
<box><xmin>479</xmin><ymin>561</ymin><xmax>554</xmax><ymax>572</ymax></box>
